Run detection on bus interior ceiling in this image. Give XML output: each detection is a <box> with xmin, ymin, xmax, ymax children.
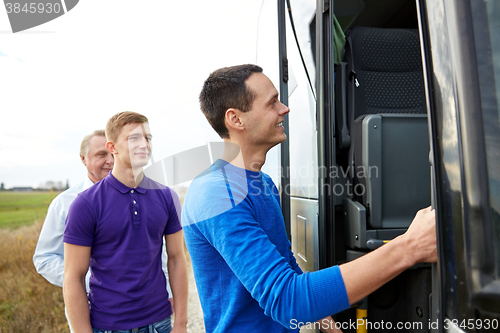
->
<box><xmin>334</xmin><ymin>0</ymin><xmax>419</xmax><ymax>31</ymax></box>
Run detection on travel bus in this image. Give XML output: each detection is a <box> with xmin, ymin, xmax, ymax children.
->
<box><xmin>255</xmin><ymin>0</ymin><xmax>500</xmax><ymax>332</ymax></box>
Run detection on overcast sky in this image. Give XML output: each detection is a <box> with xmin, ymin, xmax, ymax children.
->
<box><xmin>0</xmin><ymin>0</ymin><xmax>268</xmax><ymax>189</ymax></box>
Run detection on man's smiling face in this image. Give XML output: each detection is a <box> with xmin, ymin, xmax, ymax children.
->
<box><xmin>239</xmin><ymin>72</ymin><xmax>290</xmax><ymax>150</ymax></box>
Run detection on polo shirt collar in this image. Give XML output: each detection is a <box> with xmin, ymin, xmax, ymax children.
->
<box><xmin>107</xmin><ymin>171</ymin><xmax>148</xmax><ymax>194</ymax></box>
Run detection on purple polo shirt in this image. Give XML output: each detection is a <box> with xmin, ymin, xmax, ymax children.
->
<box><xmin>63</xmin><ymin>172</ymin><xmax>182</xmax><ymax>330</ymax></box>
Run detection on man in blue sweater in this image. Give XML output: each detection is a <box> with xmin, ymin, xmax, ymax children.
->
<box><xmin>182</xmin><ymin>64</ymin><xmax>437</xmax><ymax>332</ymax></box>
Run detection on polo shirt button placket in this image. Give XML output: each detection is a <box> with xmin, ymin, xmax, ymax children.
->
<box><xmin>131</xmin><ymin>190</ymin><xmax>140</xmax><ymax>225</ymax></box>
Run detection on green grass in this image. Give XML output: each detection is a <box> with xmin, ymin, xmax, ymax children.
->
<box><xmin>0</xmin><ymin>191</ymin><xmax>60</xmax><ymax>229</ymax></box>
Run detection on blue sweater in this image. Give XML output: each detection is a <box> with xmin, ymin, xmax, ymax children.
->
<box><xmin>182</xmin><ymin>160</ymin><xmax>350</xmax><ymax>332</ymax></box>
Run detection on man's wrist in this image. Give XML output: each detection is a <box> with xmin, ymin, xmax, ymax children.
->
<box><xmin>173</xmin><ymin>317</ymin><xmax>188</xmax><ymax>326</ymax></box>
<box><xmin>392</xmin><ymin>233</ymin><xmax>418</xmax><ymax>268</ymax></box>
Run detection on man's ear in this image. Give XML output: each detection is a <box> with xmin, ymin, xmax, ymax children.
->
<box><xmin>80</xmin><ymin>154</ymin><xmax>87</xmax><ymax>166</ymax></box>
<box><xmin>106</xmin><ymin>141</ymin><xmax>117</xmax><ymax>154</ymax></box>
<box><xmin>225</xmin><ymin>108</ymin><xmax>245</xmax><ymax>133</ymax></box>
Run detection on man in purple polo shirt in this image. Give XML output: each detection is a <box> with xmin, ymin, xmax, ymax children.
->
<box><xmin>63</xmin><ymin>111</ymin><xmax>188</xmax><ymax>333</ymax></box>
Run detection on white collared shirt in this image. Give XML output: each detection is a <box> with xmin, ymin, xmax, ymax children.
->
<box><xmin>33</xmin><ymin>176</ymin><xmax>94</xmax><ymax>289</ymax></box>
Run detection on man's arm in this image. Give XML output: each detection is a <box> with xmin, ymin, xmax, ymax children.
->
<box><xmin>33</xmin><ymin>199</ymin><xmax>66</xmax><ymax>287</ymax></box>
<box><xmin>161</xmin><ymin>239</ymin><xmax>173</xmax><ymax>307</ymax></box>
<box><xmin>339</xmin><ymin>206</ymin><xmax>437</xmax><ymax>305</ymax></box>
<box><xmin>165</xmin><ymin>230</ymin><xmax>188</xmax><ymax>332</ymax></box>
<box><xmin>63</xmin><ymin>243</ymin><xmax>92</xmax><ymax>333</ymax></box>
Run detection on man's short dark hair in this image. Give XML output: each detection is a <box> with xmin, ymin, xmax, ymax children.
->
<box><xmin>199</xmin><ymin>64</ymin><xmax>263</xmax><ymax>139</ymax></box>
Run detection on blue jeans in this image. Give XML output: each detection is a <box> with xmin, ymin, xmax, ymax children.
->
<box><xmin>92</xmin><ymin>316</ymin><xmax>172</xmax><ymax>333</ymax></box>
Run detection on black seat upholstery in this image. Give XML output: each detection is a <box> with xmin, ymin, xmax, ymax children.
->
<box><xmin>337</xmin><ymin>27</ymin><xmax>426</xmax><ymax>148</ymax></box>
<box><xmin>347</xmin><ymin>27</ymin><xmax>426</xmax><ymax>118</ymax></box>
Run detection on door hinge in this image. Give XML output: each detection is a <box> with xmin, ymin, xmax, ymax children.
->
<box><xmin>323</xmin><ymin>0</ymin><xmax>330</xmax><ymax>13</ymax></box>
<box><xmin>282</xmin><ymin>57</ymin><xmax>289</xmax><ymax>82</ymax></box>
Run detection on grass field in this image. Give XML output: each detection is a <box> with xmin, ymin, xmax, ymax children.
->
<box><xmin>0</xmin><ymin>191</ymin><xmax>60</xmax><ymax>229</ymax></box>
<box><xmin>0</xmin><ymin>222</ymin><xmax>69</xmax><ymax>333</ymax></box>
<box><xmin>0</xmin><ymin>191</ymin><xmax>68</xmax><ymax>332</ymax></box>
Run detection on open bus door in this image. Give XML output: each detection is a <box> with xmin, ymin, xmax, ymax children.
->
<box><xmin>257</xmin><ymin>0</ymin><xmax>500</xmax><ymax>332</ymax></box>
<box><xmin>420</xmin><ymin>0</ymin><xmax>500</xmax><ymax>331</ymax></box>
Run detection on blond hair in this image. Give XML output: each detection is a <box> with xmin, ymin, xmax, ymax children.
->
<box><xmin>105</xmin><ymin>111</ymin><xmax>148</xmax><ymax>143</ymax></box>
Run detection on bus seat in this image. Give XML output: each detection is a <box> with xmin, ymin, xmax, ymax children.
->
<box><xmin>336</xmin><ymin>27</ymin><xmax>426</xmax><ymax>148</ymax></box>
<box><xmin>336</xmin><ymin>27</ymin><xmax>431</xmax><ymax>247</ymax></box>
<box><xmin>351</xmin><ymin>114</ymin><xmax>431</xmax><ymax>229</ymax></box>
